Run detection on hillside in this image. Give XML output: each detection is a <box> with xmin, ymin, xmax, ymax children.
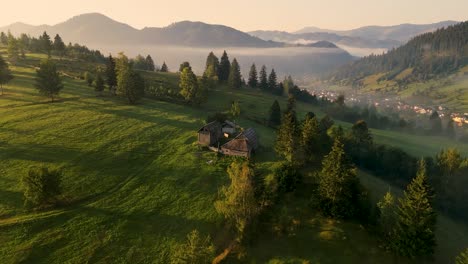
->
<box><xmin>1</xmin><ymin>48</ymin><xmax>468</xmax><ymax>263</ymax></box>
<box><xmin>294</xmin><ymin>21</ymin><xmax>459</xmax><ymax>42</ymax></box>
<box><xmin>0</xmin><ymin>13</ymin><xmax>280</xmax><ymax>48</ymax></box>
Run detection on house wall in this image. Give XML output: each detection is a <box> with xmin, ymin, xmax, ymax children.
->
<box><xmin>220</xmin><ymin>147</ymin><xmax>250</xmax><ymax>158</ymax></box>
<box><xmin>198</xmin><ymin>132</ymin><xmax>212</xmax><ymax>146</ymax></box>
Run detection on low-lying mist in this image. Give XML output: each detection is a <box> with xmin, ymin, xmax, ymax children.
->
<box><xmin>90</xmin><ymin>45</ymin><xmax>354</xmax><ymax>78</ymax></box>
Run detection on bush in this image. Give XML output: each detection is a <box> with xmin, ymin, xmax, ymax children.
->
<box><xmin>21</xmin><ymin>166</ymin><xmax>62</xmax><ymax>208</ymax></box>
<box><xmin>171</xmin><ymin>230</ymin><xmax>215</xmax><ymax>264</ymax></box>
<box><xmin>274</xmin><ymin>162</ymin><xmax>301</xmax><ymax>193</ymax></box>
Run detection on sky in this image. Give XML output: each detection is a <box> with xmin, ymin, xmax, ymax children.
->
<box><xmin>1</xmin><ymin>0</ymin><xmax>467</xmax><ymax>32</ymax></box>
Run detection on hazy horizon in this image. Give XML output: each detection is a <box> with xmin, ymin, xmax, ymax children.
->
<box><xmin>1</xmin><ymin>0</ymin><xmax>467</xmax><ymax>32</ymax></box>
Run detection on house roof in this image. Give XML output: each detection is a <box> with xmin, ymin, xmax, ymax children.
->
<box><xmin>198</xmin><ymin>121</ymin><xmax>221</xmax><ymax>132</ymax></box>
<box><xmin>221</xmin><ymin>128</ymin><xmax>258</xmax><ymax>152</ymax></box>
<box><xmin>223</xmin><ymin>120</ymin><xmax>236</xmax><ymax>128</ymax></box>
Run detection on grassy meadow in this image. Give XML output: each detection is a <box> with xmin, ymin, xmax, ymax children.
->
<box><xmin>0</xmin><ymin>52</ymin><xmax>467</xmax><ymax>263</ymax></box>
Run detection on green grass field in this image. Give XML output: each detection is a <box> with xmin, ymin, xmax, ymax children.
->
<box><xmin>1</xmin><ymin>53</ymin><xmax>467</xmax><ymax>263</ymax></box>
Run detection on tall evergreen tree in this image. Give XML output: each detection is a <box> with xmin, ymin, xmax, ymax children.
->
<box><xmin>0</xmin><ymin>55</ymin><xmax>13</xmax><ymax>95</ymax></box>
<box><xmin>34</xmin><ymin>59</ymin><xmax>64</xmax><ymax>102</ymax></box>
<box><xmin>7</xmin><ymin>32</ymin><xmax>19</xmax><ymax>62</ymax></box>
<box><xmin>53</xmin><ymin>34</ymin><xmax>66</xmax><ymax>58</ymax></box>
<box><xmin>268</xmin><ymin>100</ymin><xmax>281</xmax><ymax>128</ymax></box>
<box><xmin>429</xmin><ymin>111</ymin><xmax>442</xmax><ymax>134</ymax></box>
<box><xmin>283</xmin><ymin>75</ymin><xmax>294</xmax><ymax>95</ymax></box>
<box><xmin>268</xmin><ymin>68</ymin><xmax>277</xmax><ymax>92</ymax></box>
<box><xmin>105</xmin><ymin>55</ymin><xmax>117</xmax><ymax>94</ymax></box>
<box><xmin>0</xmin><ymin>32</ymin><xmax>7</xmax><ymax>45</ymax></box>
<box><xmin>300</xmin><ymin>115</ymin><xmax>321</xmax><ymax>163</ymax></box>
<box><xmin>259</xmin><ymin>65</ymin><xmax>268</xmax><ymax>90</ymax></box>
<box><xmin>145</xmin><ymin>55</ymin><xmax>155</xmax><ymax>71</ymax></box>
<box><xmin>228</xmin><ymin>58</ymin><xmax>242</xmax><ymax>89</ymax></box>
<box><xmin>318</xmin><ymin>139</ymin><xmax>361</xmax><ymax>218</ymax></box>
<box><xmin>275</xmin><ymin>110</ymin><xmax>299</xmax><ymax>163</ymax></box>
<box><xmin>218</xmin><ymin>50</ymin><xmax>231</xmax><ymax>83</ymax></box>
<box><xmin>160</xmin><ymin>61</ymin><xmax>168</xmax><ymax>72</ymax></box>
<box><xmin>40</xmin><ymin>31</ymin><xmax>52</xmax><ymax>56</ymax></box>
<box><xmin>248</xmin><ymin>63</ymin><xmax>258</xmax><ymax>88</ymax></box>
<box><xmin>203</xmin><ymin>52</ymin><xmax>219</xmax><ymax>80</ymax></box>
<box><xmin>392</xmin><ymin>159</ymin><xmax>437</xmax><ymax>258</ymax></box>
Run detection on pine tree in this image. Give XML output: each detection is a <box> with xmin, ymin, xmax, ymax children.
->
<box><xmin>0</xmin><ymin>32</ymin><xmax>7</xmax><ymax>45</ymax></box>
<box><xmin>203</xmin><ymin>52</ymin><xmax>219</xmax><ymax>80</ymax></box>
<box><xmin>145</xmin><ymin>55</ymin><xmax>155</xmax><ymax>71</ymax></box>
<box><xmin>40</xmin><ymin>31</ymin><xmax>52</xmax><ymax>56</ymax></box>
<box><xmin>300</xmin><ymin>115</ymin><xmax>321</xmax><ymax>163</ymax></box>
<box><xmin>268</xmin><ymin>68</ymin><xmax>277</xmax><ymax>92</ymax></box>
<box><xmin>259</xmin><ymin>65</ymin><xmax>268</xmax><ymax>90</ymax></box>
<box><xmin>0</xmin><ymin>55</ymin><xmax>13</xmax><ymax>95</ymax></box>
<box><xmin>218</xmin><ymin>50</ymin><xmax>231</xmax><ymax>83</ymax></box>
<box><xmin>268</xmin><ymin>100</ymin><xmax>281</xmax><ymax>128</ymax></box>
<box><xmin>377</xmin><ymin>191</ymin><xmax>397</xmax><ymax>242</ymax></box>
<box><xmin>275</xmin><ymin>110</ymin><xmax>299</xmax><ymax>163</ymax></box>
<box><xmin>283</xmin><ymin>75</ymin><xmax>294</xmax><ymax>95</ymax></box>
<box><xmin>105</xmin><ymin>55</ymin><xmax>117</xmax><ymax>94</ymax></box>
<box><xmin>317</xmin><ymin>139</ymin><xmax>360</xmax><ymax>218</ymax></box>
<box><xmin>160</xmin><ymin>62</ymin><xmax>168</xmax><ymax>72</ymax></box>
<box><xmin>7</xmin><ymin>32</ymin><xmax>19</xmax><ymax>62</ymax></box>
<box><xmin>392</xmin><ymin>159</ymin><xmax>437</xmax><ymax>258</ymax></box>
<box><xmin>53</xmin><ymin>34</ymin><xmax>66</xmax><ymax>58</ymax></box>
<box><xmin>228</xmin><ymin>58</ymin><xmax>241</xmax><ymax>89</ymax></box>
<box><xmin>248</xmin><ymin>63</ymin><xmax>258</xmax><ymax>88</ymax></box>
<box><xmin>34</xmin><ymin>59</ymin><xmax>64</xmax><ymax>102</ymax></box>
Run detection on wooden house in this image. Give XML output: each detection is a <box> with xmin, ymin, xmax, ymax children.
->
<box><xmin>220</xmin><ymin>128</ymin><xmax>258</xmax><ymax>158</ymax></box>
<box><xmin>198</xmin><ymin>121</ymin><xmax>222</xmax><ymax>146</ymax></box>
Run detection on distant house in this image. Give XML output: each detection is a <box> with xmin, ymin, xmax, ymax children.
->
<box><xmin>198</xmin><ymin>121</ymin><xmax>222</xmax><ymax>146</ymax></box>
<box><xmin>222</xmin><ymin>120</ymin><xmax>237</xmax><ymax>135</ymax></box>
<box><xmin>220</xmin><ymin>128</ymin><xmax>258</xmax><ymax>158</ymax></box>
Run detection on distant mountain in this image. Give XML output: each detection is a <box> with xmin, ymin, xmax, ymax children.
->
<box><xmin>294</xmin><ymin>21</ymin><xmax>459</xmax><ymax>42</ymax></box>
<box><xmin>305</xmin><ymin>41</ymin><xmax>338</xmax><ymax>48</ymax></box>
<box><xmin>330</xmin><ymin>21</ymin><xmax>468</xmax><ymax>84</ymax></box>
<box><xmin>0</xmin><ymin>13</ymin><xmax>281</xmax><ymax>48</ymax></box>
<box><xmin>249</xmin><ymin>30</ymin><xmax>400</xmax><ymax>49</ymax></box>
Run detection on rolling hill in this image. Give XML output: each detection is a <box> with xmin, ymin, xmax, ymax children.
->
<box><xmin>294</xmin><ymin>21</ymin><xmax>459</xmax><ymax>42</ymax></box>
<box><xmin>0</xmin><ymin>13</ymin><xmax>280</xmax><ymax>48</ymax></box>
<box><xmin>1</xmin><ymin>48</ymin><xmax>467</xmax><ymax>263</ymax></box>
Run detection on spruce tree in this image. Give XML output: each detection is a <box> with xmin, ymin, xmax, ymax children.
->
<box><xmin>203</xmin><ymin>52</ymin><xmax>219</xmax><ymax>80</ymax></box>
<box><xmin>53</xmin><ymin>34</ymin><xmax>66</xmax><ymax>58</ymax></box>
<box><xmin>318</xmin><ymin>139</ymin><xmax>361</xmax><ymax>218</ymax></box>
<box><xmin>218</xmin><ymin>50</ymin><xmax>231</xmax><ymax>83</ymax></box>
<box><xmin>300</xmin><ymin>115</ymin><xmax>321</xmax><ymax>163</ymax></box>
<box><xmin>268</xmin><ymin>100</ymin><xmax>281</xmax><ymax>128</ymax></box>
<box><xmin>248</xmin><ymin>63</ymin><xmax>258</xmax><ymax>88</ymax></box>
<box><xmin>105</xmin><ymin>55</ymin><xmax>117</xmax><ymax>94</ymax></box>
<box><xmin>283</xmin><ymin>75</ymin><xmax>294</xmax><ymax>95</ymax></box>
<box><xmin>145</xmin><ymin>55</ymin><xmax>155</xmax><ymax>71</ymax></box>
<box><xmin>34</xmin><ymin>59</ymin><xmax>63</xmax><ymax>102</ymax></box>
<box><xmin>0</xmin><ymin>32</ymin><xmax>7</xmax><ymax>45</ymax></box>
<box><xmin>268</xmin><ymin>68</ymin><xmax>277</xmax><ymax>92</ymax></box>
<box><xmin>259</xmin><ymin>65</ymin><xmax>268</xmax><ymax>90</ymax></box>
<box><xmin>392</xmin><ymin>159</ymin><xmax>437</xmax><ymax>258</ymax></box>
<box><xmin>160</xmin><ymin>62</ymin><xmax>168</xmax><ymax>72</ymax></box>
<box><xmin>179</xmin><ymin>61</ymin><xmax>191</xmax><ymax>72</ymax></box>
<box><xmin>377</xmin><ymin>191</ymin><xmax>397</xmax><ymax>243</ymax></box>
<box><xmin>0</xmin><ymin>55</ymin><xmax>13</xmax><ymax>95</ymax></box>
<box><xmin>275</xmin><ymin>110</ymin><xmax>299</xmax><ymax>163</ymax></box>
<box><xmin>228</xmin><ymin>58</ymin><xmax>241</xmax><ymax>89</ymax></box>
<box><xmin>40</xmin><ymin>31</ymin><xmax>52</xmax><ymax>56</ymax></box>
<box><xmin>7</xmin><ymin>32</ymin><xmax>19</xmax><ymax>62</ymax></box>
